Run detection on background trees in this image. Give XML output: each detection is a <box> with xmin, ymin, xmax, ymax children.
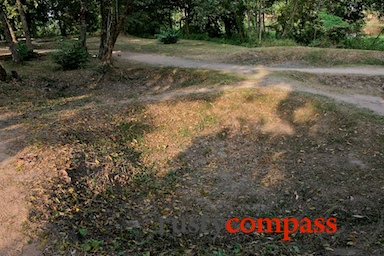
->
<box><xmin>0</xmin><ymin>0</ymin><xmax>382</xmax><ymax>65</ymax></box>
<box><xmin>121</xmin><ymin>0</ymin><xmax>378</xmax><ymax>47</ymax></box>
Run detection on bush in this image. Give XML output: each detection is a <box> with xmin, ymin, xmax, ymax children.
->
<box><xmin>157</xmin><ymin>29</ymin><xmax>180</xmax><ymax>44</ymax></box>
<box><xmin>52</xmin><ymin>40</ymin><xmax>89</xmax><ymax>70</ymax></box>
<box><xmin>16</xmin><ymin>42</ymin><xmax>38</xmax><ymax>62</ymax></box>
<box><xmin>341</xmin><ymin>36</ymin><xmax>384</xmax><ymax>51</ymax></box>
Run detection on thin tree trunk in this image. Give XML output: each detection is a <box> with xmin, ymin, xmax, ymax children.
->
<box><xmin>16</xmin><ymin>0</ymin><xmax>33</xmax><ymax>52</ymax></box>
<box><xmin>80</xmin><ymin>0</ymin><xmax>88</xmax><ymax>49</ymax></box>
<box><xmin>0</xmin><ymin>6</ymin><xmax>20</xmax><ymax>63</ymax></box>
<box><xmin>246</xmin><ymin>8</ymin><xmax>252</xmax><ymax>37</ymax></box>
<box><xmin>100</xmin><ymin>0</ymin><xmax>134</xmax><ymax>64</ymax></box>
<box><xmin>313</xmin><ymin>0</ymin><xmax>322</xmax><ymax>41</ymax></box>
<box><xmin>5</xmin><ymin>11</ymin><xmax>18</xmax><ymax>43</ymax></box>
<box><xmin>262</xmin><ymin>0</ymin><xmax>265</xmax><ymax>40</ymax></box>
<box><xmin>282</xmin><ymin>0</ymin><xmax>299</xmax><ymax>38</ymax></box>
<box><xmin>258</xmin><ymin>0</ymin><xmax>262</xmax><ymax>44</ymax></box>
<box><xmin>55</xmin><ymin>10</ymin><xmax>67</xmax><ymax>37</ymax></box>
<box><xmin>168</xmin><ymin>8</ymin><xmax>172</xmax><ymax>29</ymax></box>
<box><xmin>184</xmin><ymin>8</ymin><xmax>190</xmax><ymax>35</ymax></box>
<box><xmin>99</xmin><ymin>0</ymin><xmax>108</xmax><ymax>58</ymax></box>
<box><xmin>0</xmin><ymin>62</ymin><xmax>7</xmax><ymax>81</ymax></box>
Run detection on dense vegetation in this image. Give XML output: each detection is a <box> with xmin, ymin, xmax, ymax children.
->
<box><xmin>0</xmin><ymin>0</ymin><xmax>383</xmax><ymax>62</ymax></box>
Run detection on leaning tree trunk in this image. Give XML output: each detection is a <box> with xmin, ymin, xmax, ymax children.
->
<box><xmin>4</xmin><ymin>7</ymin><xmax>18</xmax><ymax>44</ymax></box>
<box><xmin>16</xmin><ymin>0</ymin><xmax>33</xmax><ymax>52</ymax></box>
<box><xmin>99</xmin><ymin>0</ymin><xmax>134</xmax><ymax>64</ymax></box>
<box><xmin>0</xmin><ymin>6</ymin><xmax>20</xmax><ymax>63</ymax></box>
<box><xmin>80</xmin><ymin>0</ymin><xmax>88</xmax><ymax>49</ymax></box>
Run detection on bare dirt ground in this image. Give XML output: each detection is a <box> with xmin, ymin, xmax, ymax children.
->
<box><xmin>0</xmin><ymin>48</ymin><xmax>383</xmax><ymax>255</ymax></box>
<box><xmin>115</xmin><ymin>51</ymin><xmax>384</xmax><ymax>116</ymax></box>
<box><xmin>0</xmin><ymin>112</ymin><xmax>40</xmax><ymax>256</ymax></box>
<box><xmin>116</xmin><ymin>51</ymin><xmax>384</xmax><ymax>76</ymax></box>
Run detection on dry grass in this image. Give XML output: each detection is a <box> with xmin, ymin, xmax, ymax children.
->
<box><xmin>24</xmin><ymin>88</ymin><xmax>384</xmax><ymax>255</ymax></box>
<box><xmin>86</xmin><ymin>36</ymin><xmax>384</xmax><ymax>67</ymax></box>
<box><xmin>1</xmin><ymin>46</ymin><xmax>384</xmax><ymax>255</ymax></box>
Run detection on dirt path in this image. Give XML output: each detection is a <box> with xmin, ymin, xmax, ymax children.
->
<box><xmin>0</xmin><ymin>114</ymin><xmax>40</xmax><ymax>256</ymax></box>
<box><xmin>116</xmin><ymin>51</ymin><xmax>384</xmax><ymax>76</ymax></box>
<box><xmin>115</xmin><ymin>51</ymin><xmax>384</xmax><ymax>116</ymax></box>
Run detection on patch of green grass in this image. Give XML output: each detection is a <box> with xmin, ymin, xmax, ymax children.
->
<box><xmin>241</xmin><ymin>89</ymin><xmax>268</xmax><ymax>103</ymax></box>
<box><xmin>179</xmin><ymin>127</ymin><xmax>192</xmax><ymax>137</ymax></box>
<box><xmin>197</xmin><ymin>114</ymin><xmax>218</xmax><ymax>131</ymax></box>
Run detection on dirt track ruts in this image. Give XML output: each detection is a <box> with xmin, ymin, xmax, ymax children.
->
<box><xmin>116</xmin><ymin>51</ymin><xmax>384</xmax><ymax>76</ymax></box>
<box><xmin>114</xmin><ymin>51</ymin><xmax>384</xmax><ymax>116</ymax></box>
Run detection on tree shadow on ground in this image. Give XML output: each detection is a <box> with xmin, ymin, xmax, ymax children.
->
<box><xmin>151</xmin><ymin>90</ymin><xmax>384</xmax><ymax>255</ymax></box>
<box><xmin>2</xmin><ymin>58</ymin><xmax>383</xmax><ymax>255</ymax></box>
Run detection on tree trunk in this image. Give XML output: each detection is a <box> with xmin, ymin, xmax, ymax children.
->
<box><xmin>80</xmin><ymin>0</ymin><xmax>88</xmax><ymax>49</ymax></box>
<box><xmin>258</xmin><ymin>0</ymin><xmax>265</xmax><ymax>44</ymax></box>
<box><xmin>16</xmin><ymin>0</ymin><xmax>33</xmax><ymax>52</ymax></box>
<box><xmin>223</xmin><ymin>17</ymin><xmax>233</xmax><ymax>37</ymax></box>
<box><xmin>0</xmin><ymin>62</ymin><xmax>7</xmax><ymax>81</ymax></box>
<box><xmin>0</xmin><ymin>6</ymin><xmax>20</xmax><ymax>63</ymax></box>
<box><xmin>99</xmin><ymin>0</ymin><xmax>109</xmax><ymax>58</ymax></box>
<box><xmin>99</xmin><ymin>0</ymin><xmax>134</xmax><ymax>64</ymax></box>
<box><xmin>3</xmin><ymin>8</ymin><xmax>18</xmax><ymax>44</ymax></box>
<box><xmin>59</xmin><ymin>21</ymin><xmax>67</xmax><ymax>37</ymax></box>
<box><xmin>246</xmin><ymin>8</ymin><xmax>252</xmax><ymax>37</ymax></box>
<box><xmin>55</xmin><ymin>10</ymin><xmax>67</xmax><ymax>37</ymax></box>
<box><xmin>168</xmin><ymin>8</ymin><xmax>172</xmax><ymax>29</ymax></box>
<box><xmin>258</xmin><ymin>0</ymin><xmax>262</xmax><ymax>44</ymax></box>
<box><xmin>184</xmin><ymin>7</ymin><xmax>190</xmax><ymax>35</ymax></box>
<box><xmin>282</xmin><ymin>0</ymin><xmax>298</xmax><ymax>38</ymax></box>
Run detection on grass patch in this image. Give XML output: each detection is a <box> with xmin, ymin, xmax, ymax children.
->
<box><xmin>0</xmin><ymin>55</ymin><xmax>244</xmax><ymax>111</ymax></box>
<box><xmin>86</xmin><ymin>36</ymin><xmax>384</xmax><ymax>67</ymax></box>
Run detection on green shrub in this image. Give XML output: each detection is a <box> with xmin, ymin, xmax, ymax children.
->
<box><xmin>17</xmin><ymin>42</ymin><xmax>29</xmax><ymax>62</ymax></box>
<box><xmin>318</xmin><ymin>12</ymin><xmax>350</xmax><ymax>44</ymax></box>
<box><xmin>157</xmin><ymin>29</ymin><xmax>180</xmax><ymax>44</ymax></box>
<box><xmin>16</xmin><ymin>42</ymin><xmax>38</xmax><ymax>62</ymax></box>
<box><xmin>342</xmin><ymin>36</ymin><xmax>384</xmax><ymax>51</ymax></box>
<box><xmin>182</xmin><ymin>33</ymin><xmax>210</xmax><ymax>41</ymax></box>
<box><xmin>52</xmin><ymin>40</ymin><xmax>89</xmax><ymax>70</ymax></box>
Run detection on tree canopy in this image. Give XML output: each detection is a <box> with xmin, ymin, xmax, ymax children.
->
<box><xmin>0</xmin><ymin>0</ymin><xmax>383</xmax><ymax>63</ymax></box>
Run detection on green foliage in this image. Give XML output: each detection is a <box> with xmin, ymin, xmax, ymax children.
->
<box><xmin>16</xmin><ymin>42</ymin><xmax>29</xmax><ymax>61</ymax></box>
<box><xmin>52</xmin><ymin>40</ymin><xmax>89</xmax><ymax>70</ymax></box>
<box><xmin>319</xmin><ymin>12</ymin><xmax>349</xmax><ymax>30</ymax></box>
<box><xmin>318</xmin><ymin>12</ymin><xmax>351</xmax><ymax>44</ymax></box>
<box><xmin>182</xmin><ymin>33</ymin><xmax>250</xmax><ymax>46</ymax></box>
<box><xmin>260</xmin><ymin>32</ymin><xmax>298</xmax><ymax>47</ymax></box>
<box><xmin>124</xmin><ymin>1</ymin><xmax>169</xmax><ymax>37</ymax></box>
<box><xmin>35</xmin><ymin>20</ymin><xmax>61</xmax><ymax>38</ymax></box>
<box><xmin>16</xmin><ymin>42</ymin><xmax>38</xmax><ymax>62</ymax></box>
<box><xmin>342</xmin><ymin>36</ymin><xmax>384</xmax><ymax>51</ymax></box>
<box><xmin>157</xmin><ymin>29</ymin><xmax>180</xmax><ymax>44</ymax></box>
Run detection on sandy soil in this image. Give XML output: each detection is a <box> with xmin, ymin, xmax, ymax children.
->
<box><xmin>0</xmin><ymin>112</ymin><xmax>40</xmax><ymax>256</ymax></box>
